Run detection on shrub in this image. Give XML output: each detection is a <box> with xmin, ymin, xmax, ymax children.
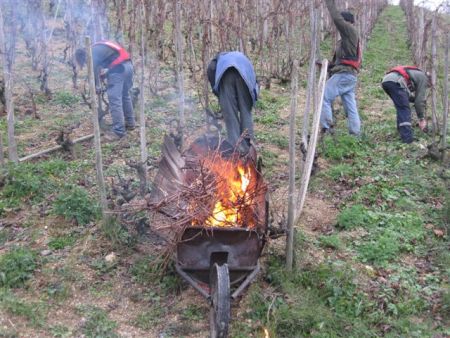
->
<box><xmin>0</xmin><ymin>160</ymin><xmax>69</xmax><ymax>212</ymax></box>
<box><xmin>0</xmin><ymin>247</ymin><xmax>36</xmax><ymax>288</ymax></box>
<box><xmin>53</xmin><ymin>186</ymin><xmax>100</xmax><ymax>225</ymax></box>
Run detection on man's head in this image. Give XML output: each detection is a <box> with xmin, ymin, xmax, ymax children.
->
<box><xmin>425</xmin><ymin>71</ymin><xmax>432</xmax><ymax>87</ymax></box>
<box><xmin>75</xmin><ymin>48</ymin><xmax>87</xmax><ymax>68</ymax></box>
<box><xmin>341</xmin><ymin>11</ymin><xmax>355</xmax><ymax>24</ymax></box>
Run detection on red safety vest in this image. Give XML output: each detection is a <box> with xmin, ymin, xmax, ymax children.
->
<box><xmin>94</xmin><ymin>41</ymin><xmax>131</xmax><ymax>68</ymax></box>
<box><xmin>387</xmin><ymin>65</ymin><xmax>421</xmax><ymax>90</ymax></box>
<box><xmin>336</xmin><ymin>41</ymin><xmax>362</xmax><ymax>71</ymax></box>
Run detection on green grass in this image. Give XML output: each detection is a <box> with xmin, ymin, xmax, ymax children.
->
<box><xmin>254</xmin><ymin>88</ymin><xmax>289</xmax><ymax>128</ymax></box>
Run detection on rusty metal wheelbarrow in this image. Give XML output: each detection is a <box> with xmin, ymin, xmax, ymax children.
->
<box><xmin>176</xmin><ymin>226</ymin><xmax>266</xmax><ymax>338</ymax></box>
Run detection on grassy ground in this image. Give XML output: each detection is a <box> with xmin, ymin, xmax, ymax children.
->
<box><xmin>0</xmin><ymin>4</ymin><xmax>449</xmax><ymax>338</ymax></box>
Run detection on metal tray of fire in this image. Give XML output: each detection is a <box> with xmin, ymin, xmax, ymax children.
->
<box><xmin>150</xmin><ymin>135</ymin><xmax>268</xmax><ymax>337</ymax></box>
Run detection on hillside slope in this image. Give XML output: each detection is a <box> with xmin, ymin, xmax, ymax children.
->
<box><xmin>0</xmin><ymin>4</ymin><xmax>448</xmax><ymax>338</ymax></box>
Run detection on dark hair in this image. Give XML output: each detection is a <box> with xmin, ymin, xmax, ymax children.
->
<box><xmin>75</xmin><ymin>48</ymin><xmax>87</xmax><ymax>68</ymax></box>
<box><xmin>341</xmin><ymin>11</ymin><xmax>355</xmax><ymax>24</ymax></box>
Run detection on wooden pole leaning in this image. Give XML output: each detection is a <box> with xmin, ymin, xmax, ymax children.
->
<box><xmin>292</xmin><ymin>59</ymin><xmax>328</xmax><ymax>252</ymax></box>
<box><xmin>85</xmin><ymin>36</ymin><xmax>108</xmax><ymax>215</ymax></box>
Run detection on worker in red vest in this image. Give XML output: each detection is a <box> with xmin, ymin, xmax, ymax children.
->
<box><xmin>320</xmin><ymin>0</ymin><xmax>361</xmax><ymax>136</ymax></box>
<box><xmin>381</xmin><ymin>66</ymin><xmax>429</xmax><ymax>143</ymax></box>
<box><xmin>75</xmin><ymin>41</ymin><xmax>135</xmax><ymax>141</ymax></box>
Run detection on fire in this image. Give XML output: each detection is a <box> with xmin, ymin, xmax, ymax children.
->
<box><xmin>194</xmin><ymin>153</ymin><xmax>257</xmax><ymax>228</ymax></box>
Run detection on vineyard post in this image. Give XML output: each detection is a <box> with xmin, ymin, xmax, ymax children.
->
<box><xmin>174</xmin><ymin>0</ymin><xmax>185</xmax><ymax>148</ymax></box>
<box><xmin>139</xmin><ymin>0</ymin><xmax>148</xmax><ymax>197</ymax></box>
<box><xmin>301</xmin><ymin>0</ymin><xmax>319</xmax><ymax>153</ymax></box>
<box><xmin>286</xmin><ymin>60</ymin><xmax>300</xmax><ymax>271</ymax></box>
<box><xmin>430</xmin><ymin>11</ymin><xmax>438</xmax><ymax>143</ymax></box>
<box><xmin>85</xmin><ymin>36</ymin><xmax>108</xmax><ymax>214</ymax></box>
<box><xmin>442</xmin><ymin>32</ymin><xmax>449</xmax><ymax>163</ymax></box>
<box><xmin>0</xmin><ymin>2</ymin><xmax>18</xmax><ymax>163</ymax></box>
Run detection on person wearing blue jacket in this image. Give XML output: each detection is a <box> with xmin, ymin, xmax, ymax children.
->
<box><xmin>207</xmin><ymin>51</ymin><xmax>258</xmax><ymax>153</ymax></box>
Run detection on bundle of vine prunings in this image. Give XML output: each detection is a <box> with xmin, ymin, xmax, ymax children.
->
<box><xmin>148</xmin><ymin>135</ymin><xmax>268</xmax><ymax>251</ymax></box>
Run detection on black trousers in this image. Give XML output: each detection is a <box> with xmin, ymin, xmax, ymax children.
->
<box><xmin>218</xmin><ymin>68</ymin><xmax>254</xmax><ymax>151</ymax></box>
<box><xmin>381</xmin><ymin>81</ymin><xmax>414</xmax><ymax>143</ymax></box>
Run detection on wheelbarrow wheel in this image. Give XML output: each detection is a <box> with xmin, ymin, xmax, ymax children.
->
<box><xmin>209</xmin><ymin>263</ymin><xmax>230</xmax><ymax>338</ymax></box>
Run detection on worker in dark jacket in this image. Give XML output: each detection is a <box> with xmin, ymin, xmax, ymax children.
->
<box><xmin>75</xmin><ymin>41</ymin><xmax>135</xmax><ymax>141</ymax></box>
<box><xmin>207</xmin><ymin>51</ymin><xmax>258</xmax><ymax>154</ymax></box>
<box><xmin>321</xmin><ymin>0</ymin><xmax>361</xmax><ymax>136</ymax></box>
<box><xmin>381</xmin><ymin>66</ymin><xmax>429</xmax><ymax>143</ymax></box>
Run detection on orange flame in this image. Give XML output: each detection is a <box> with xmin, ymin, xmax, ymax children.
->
<box><xmin>194</xmin><ymin>153</ymin><xmax>257</xmax><ymax>228</ymax></box>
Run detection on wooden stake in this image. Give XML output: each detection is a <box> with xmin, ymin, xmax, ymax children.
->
<box><xmin>301</xmin><ymin>0</ymin><xmax>318</xmax><ymax>153</ymax></box>
<box><xmin>0</xmin><ymin>3</ymin><xmax>18</xmax><ymax>163</ymax></box>
<box><xmin>0</xmin><ymin>130</ymin><xmax>4</xmax><ymax>166</ymax></box>
<box><xmin>430</xmin><ymin>12</ymin><xmax>438</xmax><ymax>143</ymax></box>
<box><xmin>286</xmin><ymin>60</ymin><xmax>299</xmax><ymax>270</ymax></box>
<box><xmin>85</xmin><ymin>36</ymin><xmax>108</xmax><ymax>215</ymax></box>
<box><xmin>174</xmin><ymin>0</ymin><xmax>185</xmax><ymax>148</ymax></box>
<box><xmin>442</xmin><ymin>32</ymin><xmax>449</xmax><ymax>163</ymax></box>
<box><xmin>139</xmin><ymin>0</ymin><xmax>148</xmax><ymax>197</ymax></box>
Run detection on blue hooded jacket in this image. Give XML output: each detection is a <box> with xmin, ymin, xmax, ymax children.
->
<box><xmin>213</xmin><ymin>51</ymin><xmax>258</xmax><ymax>104</ymax></box>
